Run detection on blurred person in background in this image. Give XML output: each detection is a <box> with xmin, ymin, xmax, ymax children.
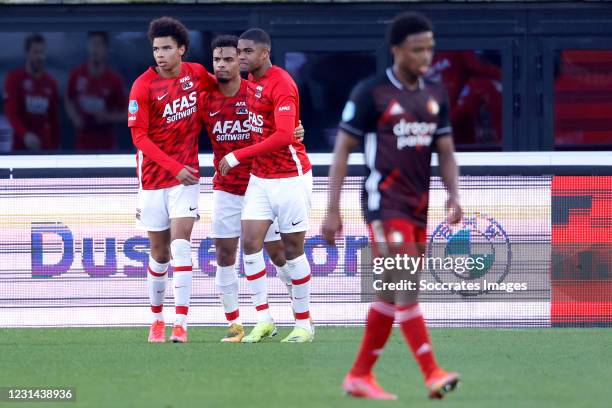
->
<box><xmin>65</xmin><ymin>31</ymin><xmax>126</xmax><ymax>151</ymax></box>
<box><xmin>3</xmin><ymin>33</ymin><xmax>60</xmax><ymax>151</ymax></box>
<box><xmin>427</xmin><ymin>51</ymin><xmax>502</xmax><ymax>145</ymax></box>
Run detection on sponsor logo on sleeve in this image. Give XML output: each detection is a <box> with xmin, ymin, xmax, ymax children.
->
<box><xmin>342</xmin><ymin>101</ymin><xmax>356</xmax><ymax>122</ymax></box>
<box><xmin>128</xmin><ymin>100</ymin><xmax>139</xmax><ymax>114</ymax></box>
<box><xmin>278</xmin><ymin>105</ymin><xmax>291</xmax><ymax>112</ymax></box>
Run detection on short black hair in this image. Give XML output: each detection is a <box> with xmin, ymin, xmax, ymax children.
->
<box><xmin>24</xmin><ymin>33</ymin><xmax>45</xmax><ymax>52</ymax></box>
<box><xmin>239</xmin><ymin>28</ymin><xmax>271</xmax><ymax>48</ymax></box>
<box><xmin>387</xmin><ymin>12</ymin><xmax>433</xmax><ymax>47</ymax></box>
<box><xmin>148</xmin><ymin>16</ymin><xmax>190</xmax><ymax>52</ymax></box>
<box><xmin>211</xmin><ymin>34</ymin><xmax>239</xmax><ymax>50</ymax></box>
<box><xmin>88</xmin><ymin>31</ymin><xmax>109</xmax><ymax>45</ymax></box>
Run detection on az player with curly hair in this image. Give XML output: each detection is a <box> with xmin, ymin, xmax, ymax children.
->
<box><xmin>127</xmin><ymin>17</ymin><xmax>216</xmax><ymax>344</ymax></box>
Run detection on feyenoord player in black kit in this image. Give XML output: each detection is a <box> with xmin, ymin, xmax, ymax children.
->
<box><xmin>323</xmin><ymin>13</ymin><xmax>463</xmax><ymax>400</ymax></box>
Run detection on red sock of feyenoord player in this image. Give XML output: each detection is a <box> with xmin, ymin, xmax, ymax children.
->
<box><xmin>287</xmin><ymin>254</ymin><xmax>312</xmax><ymax>331</ymax></box>
<box><xmin>349</xmin><ymin>300</ymin><xmax>396</xmax><ymax>376</ymax></box>
<box><xmin>147</xmin><ymin>256</ymin><xmax>170</xmax><ymax>321</ymax></box>
<box><xmin>396</xmin><ymin>302</ymin><xmax>438</xmax><ymax>379</ymax></box>
<box><xmin>171</xmin><ymin>239</ymin><xmax>193</xmax><ymax>329</ymax></box>
<box><xmin>216</xmin><ymin>264</ymin><xmax>241</xmax><ymax>325</ymax></box>
<box><xmin>243</xmin><ymin>250</ymin><xmax>273</xmax><ymax>322</ymax></box>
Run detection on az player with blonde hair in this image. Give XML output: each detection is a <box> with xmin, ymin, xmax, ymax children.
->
<box><xmin>128</xmin><ymin>17</ymin><xmax>216</xmax><ymax>343</ymax></box>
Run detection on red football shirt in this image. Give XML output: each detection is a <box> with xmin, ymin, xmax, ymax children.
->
<box><xmin>67</xmin><ymin>64</ymin><xmax>127</xmax><ymax>150</ymax></box>
<box><xmin>199</xmin><ymin>79</ymin><xmax>252</xmax><ymax>196</ymax></box>
<box><xmin>128</xmin><ymin>62</ymin><xmax>216</xmax><ymax>190</ymax></box>
<box><xmin>3</xmin><ymin>68</ymin><xmax>60</xmax><ymax>150</ymax></box>
<box><xmin>233</xmin><ymin>65</ymin><xmax>310</xmax><ymax>179</ymax></box>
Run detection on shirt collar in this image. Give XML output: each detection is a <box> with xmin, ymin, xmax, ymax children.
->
<box><xmin>386</xmin><ymin>67</ymin><xmax>424</xmax><ymax>91</ymax></box>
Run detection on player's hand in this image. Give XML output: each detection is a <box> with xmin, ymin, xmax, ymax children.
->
<box><xmin>219</xmin><ymin>157</ymin><xmax>230</xmax><ymax>176</ymax></box>
<box><xmin>176</xmin><ymin>165</ymin><xmax>199</xmax><ymax>185</ymax></box>
<box><xmin>322</xmin><ymin>208</ymin><xmax>343</xmax><ymax>245</ymax></box>
<box><xmin>294</xmin><ymin>120</ymin><xmax>305</xmax><ymax>143</ymax></box>
<box><xmin>219</xmin><ymin>153</ymin><xmax>239</xmax><ymax>176</ymax></box>
<box><xmin>24</xmin><ymin>131</ymin><xmax>42</xmax><ymax>150</ymax></box>
<box><xmin>445</xmin><ymin>197</ymin><xmax>463</xmax><ymax>225</ymax></box>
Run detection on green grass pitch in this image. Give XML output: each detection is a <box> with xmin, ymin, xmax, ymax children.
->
<box><xmin>1</xmin><ymin>327</ymin><xmax>609</xmax><ymax>408</ymax></box>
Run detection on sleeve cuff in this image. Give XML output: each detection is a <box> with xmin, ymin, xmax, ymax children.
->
<box><xmin>225</xmin><ymin>152</ymin><xmax>240</xmax><ymax>168</ymax></box>
<box><xmin>170</xmin><ymin>163</ymin><xmax>184</xmax><ymax>177</ymax></box>
<box><xmin>339</xmin><ymin>122</ymin><xmax>365</xmax><ymax>139</ymax></box>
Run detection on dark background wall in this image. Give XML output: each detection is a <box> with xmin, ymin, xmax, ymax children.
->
<box><xmin>1</xmin><ymin>2</ymin><xmax>611</xmax><ymax>153</ymax></box>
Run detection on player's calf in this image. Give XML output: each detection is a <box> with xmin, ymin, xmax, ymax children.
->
<box><xmin>171</xmin><ymin>239</ymin><xmax>193</xmax><ymax>334</ymax></box>
<box><xmin>216</xmin><ymin>264</ymin><xmax>242</xmax><ymax>333</ymax></box>
<box><xmin>286</xmin><ymin>253</ymin><xmax>312</xmax><ymax>335</ymax></box>
<box><xmin>243</xmin><ymin>249</ymin><xmax>273</xmax><ymax>323</ymax></box>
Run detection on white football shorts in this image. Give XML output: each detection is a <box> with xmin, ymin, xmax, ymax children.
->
<box><xmin>241</xmin><ymin>170</ymin><xmax>312</xmax><ymax>234</ymax></box>
<box><xmin>136</xmin><ymin>184</ymin><xmax>199</xmax><ymax>231</ymax></box>
<box><xmin>211</xmin><ymin>189</ymin><xmax>280</xmax><ymax>242</ymax></box>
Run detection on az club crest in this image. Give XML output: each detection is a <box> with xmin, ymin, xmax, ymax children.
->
<box><xmin>427</xmin><ymin>212</ymin><xmax>512</xmax><ymax>296</ymax></box>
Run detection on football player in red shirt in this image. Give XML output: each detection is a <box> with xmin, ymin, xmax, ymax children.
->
<box><xmin>323</xmin><ymin>13</ymin><xmax>462</xmax><ymax>400</ymax></box>
<box><xmin>4</xmin><ymin>34</ymin><xmax>60</xmax><ymax>151</ymax></box>
<box><xmin>200</xmin><ymin>35</ymin><xmax>305</xmax><ymax>343</ymax></box>
<box><xmin>219</xmin><ymin>29</ymin><xmax>313</xmax><ymax>343</ymax></box>
<box><xmin>65</xmin><ymin>32</ymin><xmax>127</xmax><ymax>151</ymax></box>
<box><xmin>127</xmin><ymin>17</ymin><xmax>216</xmax><ymax>344</ymax></box>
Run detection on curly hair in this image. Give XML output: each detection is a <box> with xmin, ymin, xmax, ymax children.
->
<box><xmin>148</xmin><ymin>16</ymin><xmax>190</xmax><ymax>53</ymax></box>
<box><xmin>387</xmin><ymin>12</ymin><xmax>433</xmax><ymax>47</ymax></box>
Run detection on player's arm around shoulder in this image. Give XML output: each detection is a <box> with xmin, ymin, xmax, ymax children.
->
<box><xmin>270</xmin><ymin>79</ymin><xmax>299</xmax><ymax>140</ymax></box>
<box><xmin>218</xmin><ymin>78</ymin><xmax>298</xmax><ymax>175</ymax></box>
<box><xmin>192</xmin><ymin>62</ymin><xmax>217</xmax><ymax>92</ymax></box>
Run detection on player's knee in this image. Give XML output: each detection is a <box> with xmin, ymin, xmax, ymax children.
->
<box><xmin>216</xmin><ymin>249</ymin><xmax>236</xmax><ymax>267</ymax></box>
<box><xmin>150</xmin><ymin>244</ymin><xmax>170</xmax><ymax>264</ymax></box>
<box><xmin>283</xmin><ymin>241</ymin><xmax>304</xmax><ymax>261</ymax></box>
<box><xmin>170</xmin><ymin>239</ymin><xmax>191</xmax><ymax>263</ymax></box>
<box><xmin>242</xmin><ymin>238</ymin><xmax>263</xmax><ymax>255</ymax></box>
<box><xmin>375</xmin><ymin>291</ymin><xmax>395</xmax><ymax>304</ymax></box>
<box><xmin>395</xmin><ymin>290</ymin><xmax>419</xmax><ymax>305</ymax></box>
<box><xmin>150</xmin><ymin>253</ymin><xmax>170</xmax><ymax>264</ymax></box>
<box><xmin>269</xmin><ymin>252</ymin><xmax>286</xmax><ymax>267</ymax></box>
<box><xmin>265</xmin><ymin>243</ymin><xmax>286</xmax><ymax>266</ymax></box>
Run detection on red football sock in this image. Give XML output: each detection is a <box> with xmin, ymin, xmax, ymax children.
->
<box><xmin>397</xmin><ymin>303</ymin><xmax>438</xmax><ymax>379</ymax></box>
<box><xmin>349</xmin><ymin>301</ymin><xmax>396</xmax><ymax>376</ymax></box>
